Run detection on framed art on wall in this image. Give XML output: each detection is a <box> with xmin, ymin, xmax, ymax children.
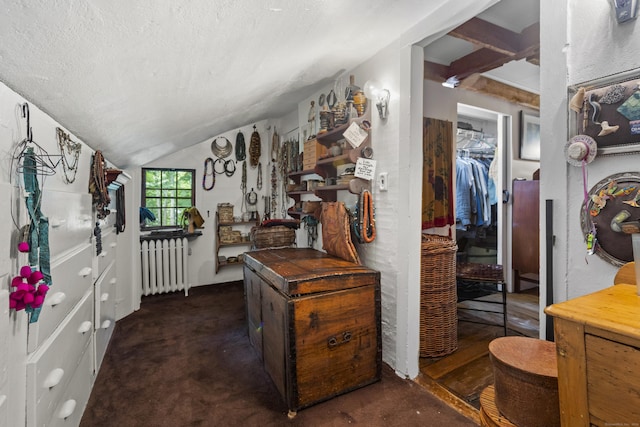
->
<box><xmin>519</xmin><ymin>111</ymin><xmax>540</xmax><ymax>161</ymax></box>
<box><xmin>568</xmin><ymin>68</ymin><xmax>640</xmax><ymax>156</ymax></box>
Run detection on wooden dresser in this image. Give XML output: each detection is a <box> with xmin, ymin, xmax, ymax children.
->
<box><xmin>243</xmin><ymin>248</ymin><xmax>381</xmax><ymax>415</ymax></box>
<box><xmin>544</xmin><ymin>284</ymin><xmax>640</xmax><ymax>426</ymax></box>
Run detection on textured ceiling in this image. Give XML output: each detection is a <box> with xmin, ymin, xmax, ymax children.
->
<box><xmin>0</xmin><ymin>0</ymin><xmax>491</xmax><ymax>167</ymax></box>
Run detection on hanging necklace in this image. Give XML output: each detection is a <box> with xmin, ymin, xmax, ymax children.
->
<box><xmin>211</xmin><ymin>137</ymin><xmax>233</xmax><ymax>158</ymax></box>
<box><xmin>236</xmin><ymin>131</ymin><xmax>246</xmax><ymax>161</ymax></box>
<box><xmin>241</xmin><ymin>161</ymin><xmax>247</xmax><ymax>214</ymax></box>
<box><xmin>257</xmin><ymin>161</ymin><xmax>263</xmax><ymax>190</ymax></box>
<box><xmin>56</xmin><ymin>127</ymin><xmax>81</xmax><ymax>184</ymax></box>
<box><xmin>202</xmin><ymin>157</ymin><xmax>215</xmax><ymax>190</ymax></box>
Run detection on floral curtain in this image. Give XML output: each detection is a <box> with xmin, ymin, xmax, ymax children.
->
<box><xmin>422</xmin><ymin>118</ymin><xmax>454</xmax><ymax>230</ymax></box>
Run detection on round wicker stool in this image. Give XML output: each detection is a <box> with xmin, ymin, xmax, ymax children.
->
<box><xmin>488</xmin><ymin>336</ymin><xmax>560</xmax><ymax>427</ymax></box>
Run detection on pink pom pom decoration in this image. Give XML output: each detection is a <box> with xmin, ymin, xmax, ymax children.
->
<box><xmin>20</xmin><ymin>265</ymin><xmax>32</xmax><ymax>279</ymax></box>
<box><xmin>18</xmin><ymin>242</ymin><xmax>30</xmax><ymax>253</ymax></box>
<box><xmin>8</xmin><ymin>269</ymin><xmax>50</xmax><ymax>312</ymax></box>
<box><xmin>11</xmin><ymin>276</ymin><xmax>23</xmax><ymax>288</ymax></box>
<box><xmin>33</xmin><ymin>295</ymin><xmax>45</xmax><ymax>308</ymax></box>
<box><xmin>27</xmin><ymin>270</ymin><xmax>44</xmax><ymax>284</ymax></box>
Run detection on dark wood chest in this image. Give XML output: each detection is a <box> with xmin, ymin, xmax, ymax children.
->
<box><xmin>243</xmin><ymin>248</ymin><xmax>381</xmax><ymax>414</ymax></box>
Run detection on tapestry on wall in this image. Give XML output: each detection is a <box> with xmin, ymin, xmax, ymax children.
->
<box><xmin>422</xmin><ymin>118</ymin><xmax>454</xmax><ymax>230</ymax></box>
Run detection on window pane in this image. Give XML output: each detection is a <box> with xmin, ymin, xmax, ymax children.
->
<box><xmin>177</xmin><ymin>198</ymin><xmax>192</xmax><ymax>208</ymax></box>
<box><xmin>145</xmin><ymin>170</ymin><xmax>161</xmax><ymax>188</ymax></box>
<box><xmin>146</xmin><ymin>198</ymin><xmax>160</xmax><ymax>208</ymax></box>
<box><xmin>177</xmin><ymin>189</ymin><xmax>192</xmax><ymax>198</ymax></box>
<box><xmin>146</xmin><ymin>189</ymin><xmax>161</xmax><ymax>197</ymax></box>
<box><xmin>177</xmin><ymin>171</ymin><xmax>192</xmax><ymax>188</ymax></box>
<box><xmin>161</xmin><ymin>198</ymin><xmax>176</xmax><ymax>208</ymax></box>
<box><xmin>162</xmin><ymin>171</ymin><xmax>177</xmax><ymax>188</ymax></box>
<box><xmin>162</xmin><ymin>189</ymin><xmax>177</xmax><ymax>198</ymax></box>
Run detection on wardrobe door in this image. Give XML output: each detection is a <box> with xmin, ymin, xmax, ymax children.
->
<box><xmin>512</xmin><ymin>179</ymin><xmax>539</xmax><ymax>292</ymax></box>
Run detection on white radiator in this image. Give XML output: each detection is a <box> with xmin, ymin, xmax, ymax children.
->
<box><xmin>140</xmin><ymin>237</ymin><xmax>190</xmax><ymax>296</ymax></box>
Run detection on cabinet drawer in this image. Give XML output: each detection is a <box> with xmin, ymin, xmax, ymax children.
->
<box><xmin>29</xmin><ymin>244</ymin><xmax>93</xmax><ymax>350</ymax></box>
<box><xmin>586</xmin><ymin>334</ymin><xmax>640</xmax><ymax>424</ymax></box>
<box><xmin>94</xmin><ymin>262</ymin><xmax>117</xmax><ymax>370</ymax></box>
<box><xmin>96</xmin><ymin>230</ymin><xmax>117</xmax><ymax>280</ymax></box>
<box><xmin>42</xmin><ymin>191</ymin><xmax>93</xmax><ymax>260</ymax></box>
<box><xmin>47</xmin><ymin>341</ymin><xmax>93</xmax><ymax>427</ymax></box>
<box><xmin>26</xmin><ymin>289</ymin><xmax>93</xmax><ymax>427</ymax></box>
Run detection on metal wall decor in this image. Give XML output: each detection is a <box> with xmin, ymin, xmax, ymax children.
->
<box><xmin>569</xmin><ymin>68</ymin><xmax>640</xmax><ymax>156</ymax></box>
<box><xmin>580</xmin><ymin>172</ymin><xmax>640</xmax><ymax>265</ymax></box>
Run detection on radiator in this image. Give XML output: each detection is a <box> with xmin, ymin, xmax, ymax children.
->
<box><xmin>140</xmin><ymin>237</ymin><xmax>190</xmax><ymax>296</ymax></box>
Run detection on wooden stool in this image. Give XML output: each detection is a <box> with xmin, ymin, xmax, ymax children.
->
<box><xmin>488</xmin><ymin>336</ymin><xmax>560</xmax><ymax>427</ymax></box>
<box><xmin>480</xmin><ymin>385</ymin><xmax>517</xmax><ymax>427</ymax></box>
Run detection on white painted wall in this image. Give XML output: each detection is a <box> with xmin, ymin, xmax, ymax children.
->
<box><xmin>0</xmin><ymin>81</ymin><xmax>137</xmax><ymax>427</ymax></box>
<box><xmin>540</xmin><ymin>0</ymin><xmax>640</xmax><ymax>330</ymax></box>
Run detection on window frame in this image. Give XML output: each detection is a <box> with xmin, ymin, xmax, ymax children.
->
<box><xmin>141</xmin><ymin>167</ymin><xmax>196</xmax><ymax>230</ymax></box>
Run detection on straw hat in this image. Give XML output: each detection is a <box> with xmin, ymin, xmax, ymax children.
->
<box><xmin>565</xmin><ymin>134</ymin><xmax>597</xmax><ymax>167</ymax></box>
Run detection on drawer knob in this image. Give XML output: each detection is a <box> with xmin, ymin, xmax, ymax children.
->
<box><xmin>101</xmin><ymin>293</ymin><xmax>109</xmax><ymax>302</ymax></box>
<box><xmin>78</xmin><ymin>267</ymin><xmax>92</xmax><ymax>278</ymax></box>
<box><xmin>110</xmin><ymin>242</ymin><xmax>117</xmax><ymax>248</ymax></box>
<box><xmin>46</xmin><ymin>292</ymin><xmax>66</xmax><ymax>307</ymax></box>
<box><xmin>57</xmin><ymin>399</ymin><xmax>77</xmax><ymax>419</ymax></box>
<box><xmin>78</xmin><ymin>320</ymin><xmax>93</xmax><ymax>334</ymax></box>
<box><xmin>43</xmin><ymin>368</ymin><xmax>65</xmax><ymax>388</ymax></box>
<box><xmin>100</xmin><ymin>251</ymin><xmax>108</xmax><ymax>258</ymax></box>
<box><xmin>109</xmin><ymin>278</ymin><xmax>117</xmax><ymax>285</ymax></box>
<box><xmin>101</xmin><ymin>320</ymin><xmax>112</xmax><ymax>329</ymax></box>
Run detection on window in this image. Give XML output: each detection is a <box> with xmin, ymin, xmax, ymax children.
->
<box><xmin>141</xmin><ymin>168</ymin><xmax>195</xmax><ymax>229</ymax></box>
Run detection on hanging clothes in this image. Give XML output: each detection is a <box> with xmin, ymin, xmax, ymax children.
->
<box><xmin>455</xmin><ymin>154</ymin><xmax>493</xmax><ymax>230</ymax></box>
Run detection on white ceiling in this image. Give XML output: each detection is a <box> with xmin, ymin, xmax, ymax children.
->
<box><xmin>424</xmin><ymin>0</ymin><xmax>540</xmax><ymax>94</ymax></box>
<box><xmin>0</xmin><ymin>0</ymin><xmax>513</xmax><ymax>168</ymax></box>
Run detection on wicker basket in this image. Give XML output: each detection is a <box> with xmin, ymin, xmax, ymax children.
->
<box><xmin>420</xmin><ymin>233</ymin><xmax>458</xmax><ymax>357</ymax></box>
<box><xmin>217</xmin><ymin>203</ymin><xmax>234</xmax><ymax>223</ymax></box>
<box><xmin>251</xmin><ymin>226</ymin><xmax>296</xmax><ymax>249</ymax></box>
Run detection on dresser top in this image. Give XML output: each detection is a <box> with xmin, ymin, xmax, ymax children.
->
<box><xmin>545</xmin><ymin>284</ymin><xmax>640</xmax><ymax>340</ymax></box>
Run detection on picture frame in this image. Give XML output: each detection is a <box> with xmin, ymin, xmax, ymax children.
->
<box><xmin>568</xmin><ymin>68</ymin><xmax>640</xmax><ymax>156</ymax></box>
<box><xmin>519</xmin><ymin>111</ymin><xmax>540</xmax><ymax>161</ymax></box>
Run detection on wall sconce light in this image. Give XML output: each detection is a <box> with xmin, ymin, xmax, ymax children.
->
<box><xmin>612</xmin><ymin>0</ymin><xmax>638</xmax><ymax>23</ymax></box>
<box><xmin>364</xmin><ymin>80</ymin><xmax>390</xmax><ymax>119</ymax></box>
<box><xmin>442</xmin><ymin>75</ymin><xmax>460</xmax><ymax>89</ymax></box>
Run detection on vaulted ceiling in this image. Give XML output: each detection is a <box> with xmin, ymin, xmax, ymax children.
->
<box><xmin>0</xmin><ymin>0</ymin><xmax>536</xmax><ymax>168</ymax></box>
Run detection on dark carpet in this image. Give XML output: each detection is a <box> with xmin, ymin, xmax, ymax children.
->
<box><xmin>80</xmin><ymin>282</ymin><xmax>476</xmax><ymax>427</ymax></box>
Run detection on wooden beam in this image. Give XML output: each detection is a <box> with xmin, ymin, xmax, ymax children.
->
<box><xmin>448</xmin><ymin>48</ymin><xmax>511</xmax><ymax>81</ymax></box>
<box><xmin>424</xmin><ymin>60</ymin><xmax>449</xmax><ymax>82</ymax></box>
<box><xmin>458</xmin><ymin>74</ymin><xmax>540</xmax><ymax>110</ymax></box>
<box><xmin>449</xmin><ymin>17</ymin><xmax>520</xmax><ymax>56</ymax></box>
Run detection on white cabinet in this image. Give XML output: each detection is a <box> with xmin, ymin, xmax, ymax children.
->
<box><xmin>26</xmin><ymin>289</ymin><xmax>94</xmax><ymax>427</ymax></box>
<box><xmin>94</xmin><ymin>258</ymin><xmax>116</xmax><ymax>371</ymax></box>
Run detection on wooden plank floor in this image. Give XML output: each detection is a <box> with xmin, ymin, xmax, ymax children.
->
<box><xmin>418</xmin><ymin>287</ymin><xmax>539</xmax><ymax>410</ymax></box>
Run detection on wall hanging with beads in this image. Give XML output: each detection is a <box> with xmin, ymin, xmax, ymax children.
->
<box><xmin>569</xmin><ymin>69</ymin><xmax>640</xmax><ymax>156</ymax></box>
<box><xmin>579</xmin><ymin>172</ymin><xmax>640</xmax><ymax>266</ymax></box>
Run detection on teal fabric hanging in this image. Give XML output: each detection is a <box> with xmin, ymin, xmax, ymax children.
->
<box><xmin>23</xmin><ymin>147</ymin><xmax>52</xmax><ymax>323</ymax></box>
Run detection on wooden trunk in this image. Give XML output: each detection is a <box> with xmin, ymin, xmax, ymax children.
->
<box><xmin>243</xmin><ymin>248</ymin><xmax>381</xmax><ymax>413</ymax></box>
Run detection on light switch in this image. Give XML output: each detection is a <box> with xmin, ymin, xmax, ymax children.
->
<box><xmin>378</xmin><ymin>172</ymin><xmax>388</xmax><ymax>191</ymax></box>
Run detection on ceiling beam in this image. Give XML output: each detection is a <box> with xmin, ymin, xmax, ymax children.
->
<box><xmin>458</xmin><ymin>74</ymin><xmax>540</xmax><ymax>111</ymax></box>
<box><xmin>448</xmin><ymin>17</ymin><xmax>520</xmax><ymax>56</ymax></box>
<box><xmin>441</xmin><ymin>18</ymin><xmax>540</xmax><ymax>81</ymax></box>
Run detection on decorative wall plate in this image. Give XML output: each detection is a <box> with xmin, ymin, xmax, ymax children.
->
<box><xmin>580</xmin><ymin>172</ymin><xmax>640</xmax><ymax>265</ymax></box>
